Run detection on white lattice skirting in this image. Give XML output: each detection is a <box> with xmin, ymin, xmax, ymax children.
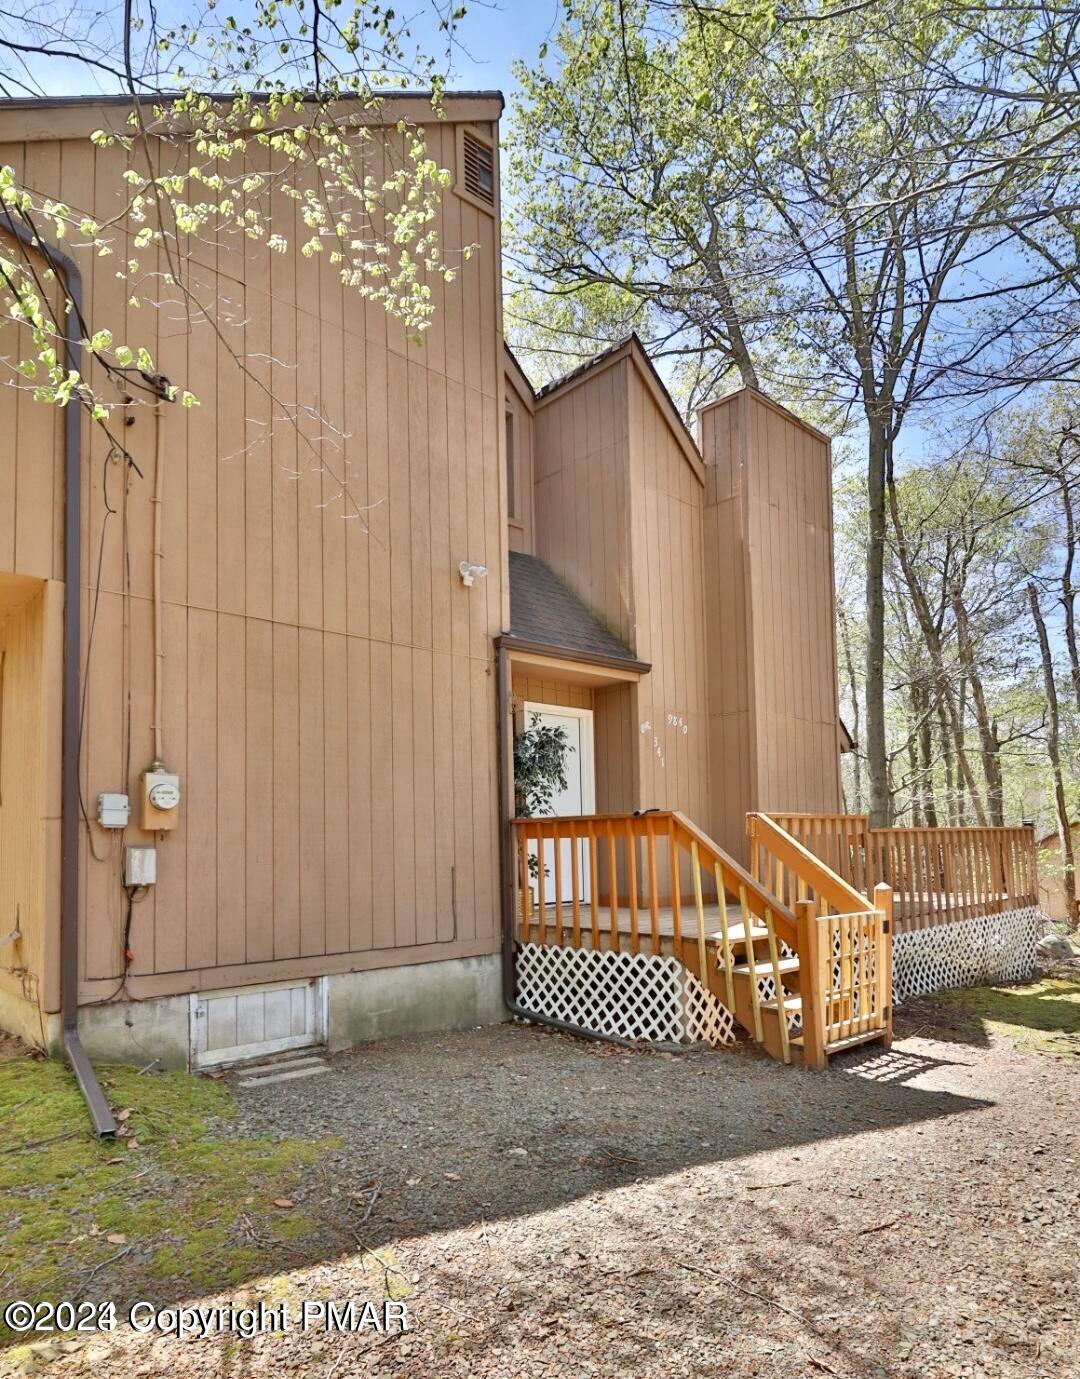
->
<box><xmin>892</xmin><ymin>907</ymin><xmax>1039</xmax><ymax>1002</ymax></box>
<box><xmin>514</xmin><ymin>941</ymin><xmax>736</xmax><ymax>1047</ymax></box>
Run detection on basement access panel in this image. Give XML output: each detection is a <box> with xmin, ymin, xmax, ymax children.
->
<box><xmin>190</xmin><ymin>978</ymin><xmax>327</xmax><ymax>1069</ymax></box>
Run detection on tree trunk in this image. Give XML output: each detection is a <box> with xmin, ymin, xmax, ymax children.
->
<box><xmin>865</xmin><ymin>419</ymin><xmax>890</xmax><ymax>827</ymax></box>
<box><xmin>914</xmin><ymin>679</ymin><xmax>939</xmax><ymax>826</ymax></box>
<box><xmin>937</xmin><ymin>695</ymin><xmax>956</xmax><ymax>825</ymax></box>
<box><xmin>957</xmin><ymin>679</ymin><xmax>968</xmax><ymax>824</ymax></box>
<box><xmin>1028</xmin><ymin>582</ymin><xmax>1078</xmax><ymax>928</ymax></box>
<box><xmin>837</xmin><ymin>603</ymin><xmax>862</xmax><ymax>812</ymax></box>
<box><xmin>886</xmin><ymin>476</ymin><xmax>988</xmax><ymax>824</ymax></box>
<box><xmin>951</xmin><ymin>587</ymin><xmax>1004</xmax><ymax>826</ymax></box>
<box><xmin>1058</xmin><ymin>474</ymin><xmax>1080</xmax><ymax>719</ymax></box>
<box><xmin>906</xmin><ymin>703</ymin><xmax>921</xmax><ymax>825</ymax></box>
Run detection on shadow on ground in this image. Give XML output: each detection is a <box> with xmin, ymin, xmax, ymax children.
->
<box><xmin>0</xmin><ymin>1015</ymin><xmax>996</xmax><ymax>1346</ymax></box>
<box><xmin>894</xmin><ymin>974</ymin><xmax>1080</xmax><ymax>1055</ymax></box>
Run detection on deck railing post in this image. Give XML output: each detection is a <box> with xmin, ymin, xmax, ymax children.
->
<box><xmin>874</xmin><ymin>881</ymin><xmax>894</xmax><ymax>1049</ymax></box>
<box><xmin>796</xmin><ymin>899</ymin><xmax>827</xmax><ymax>1070</ymax></box>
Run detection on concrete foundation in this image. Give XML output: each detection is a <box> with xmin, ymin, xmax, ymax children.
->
<box><xmin>0</xmin><ymin>985</ymin><xmax>57</xmax><ymax>1050</ymax></box>
<box><xmin>73</xmin><ymin>994</ymin><xmax>193</xmax><ymax>1069</ymax></box>
<box><xmin>326</xmin><ymin>954</ymin><xmax>506</xmax><ymax>1050</ymax></box>
<box><xmin>2</xmin><ymin>954</ymin><xmax>507</xmax><ymax>1070</ymax></box>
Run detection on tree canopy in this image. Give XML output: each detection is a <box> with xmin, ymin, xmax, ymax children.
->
<box><xmin>508</xmin><ymin>0</ymin><xmax>1080</xmax><ymax>836</ymax></box>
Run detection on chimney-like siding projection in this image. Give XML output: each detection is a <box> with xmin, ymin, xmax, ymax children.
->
<box><xmin>700</xmin><ymin>389</ymin><xmax>842</xmax><ymax>864</ymax></box>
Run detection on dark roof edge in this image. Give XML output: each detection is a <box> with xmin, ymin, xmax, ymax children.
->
<box><xmin>534</xmin><ymin>337</ymin><xmax>629</xmax><ymax>400</ymax></box>
<box><xmin>496</xmin><ymin>633</ymin><xmax>651</xmax><ymax>676</ymax></box>
<box><xmin>0</xmin><ymin>88</ymin><xmax>504</xmax><ymax>112</ymax></box>
<box><xmin>699</xmin><ymin>385</ymin><xmax>831</xmax><ymax>445</ymax></box>
<box><xmin>503</xmin><ymin>343</ymin><xmax>536</xmax><ymax>408</ymax></box>
<box><xmin>534</xmin><ymin>334</ymin><xmax>703</xmax><ymax>481</ymax></box>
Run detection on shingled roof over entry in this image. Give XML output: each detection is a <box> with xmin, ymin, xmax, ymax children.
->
<box><xmin>505</xmin><ymin>551</ymin><xmax>650</xmax><ymax>672</ymax></box>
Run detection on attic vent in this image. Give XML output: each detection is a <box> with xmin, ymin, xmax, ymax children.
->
<box><xmin>462</xmin><ymin>130</ymin><xmax>495</xmax><ymax>206</ymax></box>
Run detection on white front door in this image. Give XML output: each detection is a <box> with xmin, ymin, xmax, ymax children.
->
<box><xmin>523</xmin><ymin>703</ymin><xmax>595</xmax><ymax>905</ymax></box>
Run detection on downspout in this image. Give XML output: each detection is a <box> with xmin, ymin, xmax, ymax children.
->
<box><xmin>494</xmin><ymin>637</ymin><xmax>645</xmax><ymax>1049</ymax></box>
<box><xmin>2</xmin><ymin>212</ymin><xmax>117</xmax><ymax>1136</ymax></box>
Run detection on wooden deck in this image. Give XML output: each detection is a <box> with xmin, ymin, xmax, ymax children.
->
<box><xmin>526</xmin><ymin>899</ymin><xmax>763</xmax><ymax>949</ymax></box>
<box><xmin>512</xmin><ymin>811</ymin><xmax>896</xmax><ymax>1068</ymax></box>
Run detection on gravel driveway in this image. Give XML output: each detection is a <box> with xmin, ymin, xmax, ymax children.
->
<box><xmin>4</xmin><ymin>995</ymin><xmax>1078</xmax><ymax>1379</ymax></box>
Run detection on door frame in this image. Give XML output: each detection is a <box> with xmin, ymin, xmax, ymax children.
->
<box><xmin>522</xmin><ymin>702</ymin><xmax>596</xmax><ymax>907</ymax></box>
<box><xmin>522</xmin><ymin>701</ymin><xmax>596</xmax><ymax>817</ymax></box>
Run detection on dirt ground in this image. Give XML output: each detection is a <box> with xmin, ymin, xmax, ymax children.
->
<box><xmin>2</xmin><ymin>980</ymin><xmax>1078</xmax><ymax>1379</ymax></box>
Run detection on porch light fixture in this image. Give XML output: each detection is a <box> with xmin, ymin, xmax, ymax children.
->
<box><xmin>459</xmin><ymin>560</ymin><xmax>488</xmax><ymax>588</ymax></box>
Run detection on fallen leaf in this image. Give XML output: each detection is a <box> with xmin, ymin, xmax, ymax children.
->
<box><xmin>117</xmin><ymin>1108</ymin><xmax>132</xmax><ymax>1123</ymax></box>
<box><xmin>406</xmin><ymin>1178</ymin><xmax>421</xmax><ymax>1187</ymax></box>
<box><xmin>126</xmin><ymin>1138</ymin><xmax>140</xmax><ymax>1150</ymax></box>
<box><xmin>274</xmin><ymin>1198</ymin><xmax>294</xmax><ymax>1209</ymax></box>
<box><xmin>443</xmin><ymin>1172</ymin><xmax>461</xmax><ymax>1181</ymax></box>
<box><xmin>106</xmin><ymin>1233</ymin><xmax>127</xmax><ymax>1245</ymax></box>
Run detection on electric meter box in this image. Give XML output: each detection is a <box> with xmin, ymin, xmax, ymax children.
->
<box><xmin>97</xmin><ymin>792</ymin><xmax>130</xmax><ymax>829</ymax></box>
<box><xmin>125</xmin><ymin>845</ymin><xmax>157</xmax><ymax>887</ymax></box>
<box><xmin>140</xmin><ymin>769</ymin><xmax>181</xmax><ymax>831</ymax></box>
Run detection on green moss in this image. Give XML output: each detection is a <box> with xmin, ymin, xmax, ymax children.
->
<box><xmin>932</xmin><ymin>976</ymin><xmax>1080</xmax><ymax>1058</ymax></box>
<box><xmin>0</xmin><ymin>1053</ymin><xmax>335</xmax><ymax>1343</ymax></box>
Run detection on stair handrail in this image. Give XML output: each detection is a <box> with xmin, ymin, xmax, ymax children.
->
<box><xmin>673</xmin><ymin>812</ymin><xmax>797</xmax><ymax>947</ymax></box>
<box><xmin>747</xmin><ymin>812</ymin><xmax>872</xmax><ymax>917</ymax></box>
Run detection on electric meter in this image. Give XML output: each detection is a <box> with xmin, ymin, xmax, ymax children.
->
<box><xmin>148</xmin><ymin>779</ymin><xmax>181</xmax><ymax>811</ymax></box>
<box><xmin>141</xmin><ymin>768</ymin><xmax>181</xmax><ymax>831</ymax></box>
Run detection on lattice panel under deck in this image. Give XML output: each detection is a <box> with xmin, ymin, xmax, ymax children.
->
<box><xmin>514</xmin><ymin>942</ymin><xmax>737</xmax><ymax>1047</ymax></box>
<box><xmin>892</xmin><ymin>907</ymin><xmax>1039</xmax><ymax>1002</ymax></box>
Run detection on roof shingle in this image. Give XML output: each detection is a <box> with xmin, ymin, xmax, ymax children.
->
<box><xmin>507</xmin><ymin>551</ymin><xmax>645</xmax><ymax>669</ymax></box>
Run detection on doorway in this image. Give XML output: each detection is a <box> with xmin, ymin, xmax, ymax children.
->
<box><xmin>522</xmin><ymin>702</ymin><xmax>595</xmax><ymax>906</ymax></box>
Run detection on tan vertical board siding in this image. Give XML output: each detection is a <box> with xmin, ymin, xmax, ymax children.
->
<box><xmin>533</xmin><ymin>360</ymin><xmax>635</xmax><ymax>644</ymax></box>
<box><xmin>0</xmin><ymin>585</ymin><xmax>52</xmax><ymax>1015</ymax></box>
<box><xmin>625</xmin><ymin>365</ymin><xmax>709</xmax><ymax>832</ymax></box>
<box><xmin>701</xmin><ymin>392</ymin><xmax>754</xmax><ymax>860</ymax></box>
<box><xmin>744</xmin><ymin>391</ymin><xmax>840</xmax><ymax>817</ymax></box>
<box><xmin>504</xmin><ymin>378</ymin><xmax>536</xmax><ymax>554</ymax></box>
<box><xmin>0</xmin><ymin>107</ymin><xmax>506</xmax><ymax>1003</ymax></box>
<box><xmin>594</xmin><ymin>684</ymin><xmax>636</xmax><ymax>814</ymax></box>
<box><xmin>512</xmin><ymin>677</ymin><xmax>595</xmax><ymax>711</ymax></box>
<box><xmin>700</xmin><ymin>390</ymin><xmax>841</xmax><ymax>861</ymax></box>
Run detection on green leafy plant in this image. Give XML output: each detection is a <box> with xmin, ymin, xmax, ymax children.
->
<box><xmin>0</xmin><ymin>0</ymin><xmax>471</xmax><ymax>456</ymax></box>
<box><xmin>513</xmin><ymin>712</ymin><xmax>572</xmax><ymax>818</ymax></box>
<box><xmin>514</xmin><ymin>713</ymin><xmax>573</xmax><ymax>882</ymax></box>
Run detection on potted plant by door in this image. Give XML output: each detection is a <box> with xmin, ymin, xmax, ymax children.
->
<box><xmin>513</xmin><ymin>714</ymin><xmax>573</xmax><ymax>932</ymax></box>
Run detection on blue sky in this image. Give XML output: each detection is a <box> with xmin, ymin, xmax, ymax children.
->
<box><xmin>20</xmin><ymin>0</ymin><xmax>556</xmax><ymax>104</ymax></box>
<box><xmin>442</xmin><ymin>1</ymin><xmax>559</xmax><ymax>102</ymax></box>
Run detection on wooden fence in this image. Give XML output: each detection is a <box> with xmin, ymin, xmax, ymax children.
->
<box><xmin>759</xmin><ymin>814</ymin><xmax>1038</xmax><ymax>933</ymax></box>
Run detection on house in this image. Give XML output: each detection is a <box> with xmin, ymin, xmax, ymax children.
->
<box><xmin>1035</xmin><ymin>825</ymin><xmax>1079</xmax><ymax>923</ymax></box>
<box><xmin>501</xmin><ymin>335</ymin><xmax>843</xmax><ymax>863</ymax></box>
<box><xmin>0</xmin><ymin>91</ymin><xmax>1040</xmax><ymax>1116</ymax></box>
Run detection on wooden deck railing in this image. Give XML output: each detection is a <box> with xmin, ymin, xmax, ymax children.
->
<box><xmin>511</xmin><ymin>811</ymin><xmax>796</xmax><ymax>954</ymax></box>
<box><xmin>748</xmin><ymin>812</ymin><xmax>871</xmax><ymax>918</ymax></box>
<box><xmin>512</xmin><ymin>810</ymin><xmax>894</xmax><ymax>1067</ymax></box>
<box><xmin>810</xmin><ymin>895</ymin><xmax>893</xmax><ymax>1052</ymax></box>
<box><xmin>762</xmin><ymin>814</ymin><xmax>1037</xmax><ymax>933</ymax></box>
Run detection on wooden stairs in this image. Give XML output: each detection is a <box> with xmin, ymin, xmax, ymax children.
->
<box><xmin>511</xmin><ymin>809</ymin><xmax>894</xmax><ymax>1068</ymax></box>
<box><xmin>681</xmin><ymin>909</ymin><xmax>891</xmax><ymax>1068</ymax></box>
